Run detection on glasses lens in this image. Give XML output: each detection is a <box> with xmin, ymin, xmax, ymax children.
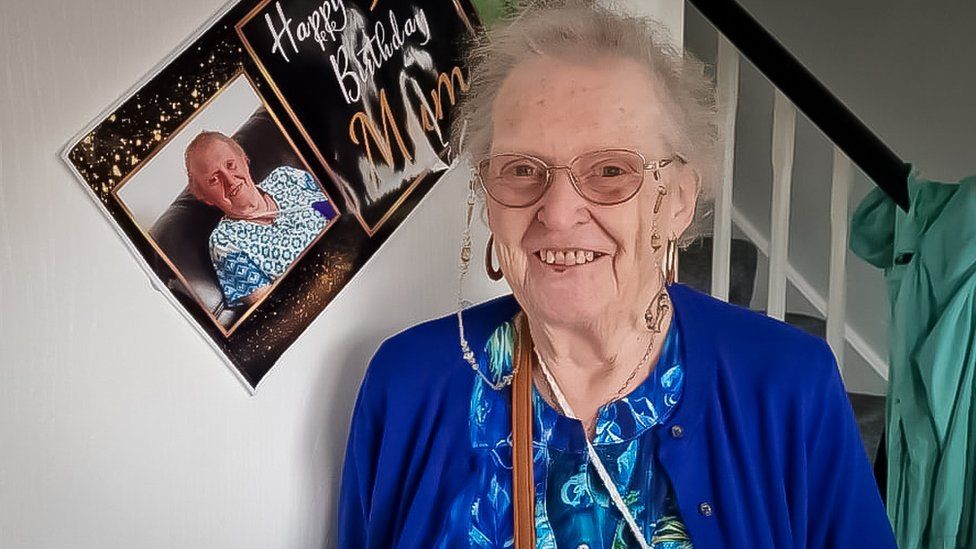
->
<box><xmin>573</xmin><ymin>150</ymin><xmax>645</xmax><ymax>204</ymax></box>
<box><xmin>480</xmin><ymin>154</ymin><xmax>548</xmax><ymax>206</ymax></box>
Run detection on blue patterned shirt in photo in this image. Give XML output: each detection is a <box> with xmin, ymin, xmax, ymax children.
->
<box><xmin>440</xmin><ymin>316</ymin><xmax>693</xmax><ymax>549</ymax></box>
<box><xmin>209</xmin><ymin>166</ymin><xmax>335</xmax><ymax>306</ymax></box>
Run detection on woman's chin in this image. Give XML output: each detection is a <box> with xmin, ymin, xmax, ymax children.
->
<box><xmin>522</xmin><ymin>287</ymin><xmax>605</xmax><ymax>326</ymax></box>
<box><xmin>515</xmin><ymin>257</ymin><xmax>614</xmax><ymax>323</ymax></box>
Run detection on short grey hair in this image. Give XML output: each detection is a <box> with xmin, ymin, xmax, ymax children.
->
<box><xmin>452</xmin><ymin>0</ymin><xmax>719</xmax><ymax>245</ymax></box>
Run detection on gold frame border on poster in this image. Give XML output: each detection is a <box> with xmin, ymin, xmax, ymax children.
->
<box><xmin>110</xmin><ymin>70</ymin><xmax>342</xmax><ymax>339</ymax></box>
<box><xmin>234</xmin><ymin>0</ymin><xmax>474</xmax><ymax>237</ymax></box>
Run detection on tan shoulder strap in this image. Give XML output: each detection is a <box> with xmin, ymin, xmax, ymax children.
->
<box><xmin>511</xmin><ymin>313</ymin><xmax>537</xmax><ymax>548</ymax></box>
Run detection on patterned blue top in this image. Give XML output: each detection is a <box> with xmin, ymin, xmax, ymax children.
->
<box><xmin>440</xmin><ymin>316</ymin><xmax>693</xmax><ymax>548</ymax></box>
<box><xmin>208</xmin><ymin>166</ymin><xmax>335</xmax><ymax>306</ymax></box>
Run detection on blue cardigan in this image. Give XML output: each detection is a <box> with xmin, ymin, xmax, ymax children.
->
<box><xmin>339</xmin><ymin>284</ymin><xmax>895</xmax><ymax>547</ymax></box>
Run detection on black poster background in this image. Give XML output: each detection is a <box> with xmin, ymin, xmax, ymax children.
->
<box><xmin>62</xmin><ymin>0</ymin><xmax>479</xmax><ymax>391</ymax></box>
<box><xmin>238</xmin><ymin>1</ymin><xmax>475</xmax><ymax>234</ymax></box>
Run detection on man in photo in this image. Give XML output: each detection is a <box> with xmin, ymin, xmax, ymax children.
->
<box><xmin>184</xmin><ymin>131</ymin><xmax>335</xmax><ymax>308</ymax></box>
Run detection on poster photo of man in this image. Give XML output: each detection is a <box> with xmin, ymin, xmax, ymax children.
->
<box><xmin>113</xmin><ymin>72</ymin><xmax>339</xmax><ymax>336</ymax></box>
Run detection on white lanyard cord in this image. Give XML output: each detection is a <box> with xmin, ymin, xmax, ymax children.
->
<box><xmin>534</xmin><ymin>349</ymin><xmax>652</xmax><ymax>549</ymax></box>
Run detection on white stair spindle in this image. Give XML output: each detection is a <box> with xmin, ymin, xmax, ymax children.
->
<box><xmin>767</xmin><ymin>91</ymin><xmax>795</xmax><ymax>320</ymax></box>
<box><xmin>711</xmin><ymin>36</ymin><xmax>739</xmax><ymax>301</ymax></box>
<box><xmin>827</xmin><ymin>147</ymin><xmax>852</xmax><ymax>374</ymax></box>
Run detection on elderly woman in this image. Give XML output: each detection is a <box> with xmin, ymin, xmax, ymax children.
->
<box><xmin>339</xmin><ymin>3</ymin><xmax>894</xmax><ymax>548</ymax></box>
<box><xmin>184</xmin><ymin>131</ymin><xmax>336</xmax><ymax>307</ymax></box>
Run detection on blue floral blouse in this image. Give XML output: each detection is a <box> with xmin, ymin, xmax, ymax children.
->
<box><xmin>440</xmin><ymin>316</ymin><xmax>693</xmax><ymax>548</ymax></box>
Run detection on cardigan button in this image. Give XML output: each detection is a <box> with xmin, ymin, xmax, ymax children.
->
<box><xmin>670</xmin><ymin>424</ymin><xmax>685</xmax><ymax>438</ymax></box>
<box><xmin>698</xmin><ymin>501</ymin><xmax>714</xmax><ymax>517</ymax></box>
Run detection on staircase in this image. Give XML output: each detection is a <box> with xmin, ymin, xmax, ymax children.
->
<box><xmin>678</xmin><ymin>236</ymin><xmax>886</xmax><ymax>468</ymax></box>
<box><xmin>669</xmin><ymin>0</ymin><xmax>908</xmax><ymax>471</ymax></box>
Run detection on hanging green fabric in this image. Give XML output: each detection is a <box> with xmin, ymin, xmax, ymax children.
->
<box><xmin>469</xmin><ymin>0</ymin><xmax>522</xmax><ymax>27</ymax></box>
<box><xmin>850</xmin><ymin>170</ymin><xmax>976</xmax><ymax>549</ymax></box>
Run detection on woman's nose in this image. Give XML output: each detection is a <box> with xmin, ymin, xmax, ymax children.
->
<box><xmin>535</xmin><ymin>168</ymin><xmax>590</xmax><ymax>229</ymax></box>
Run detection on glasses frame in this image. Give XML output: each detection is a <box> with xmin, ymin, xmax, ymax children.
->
<box><xmin>477</xmin><ymin>148</ymin><xmax>686</xmax><ymax>208</ymax></box>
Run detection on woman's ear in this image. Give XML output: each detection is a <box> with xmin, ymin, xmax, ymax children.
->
<box><xmin>670</xmin><ymin>164</ymin><xmax>700</xmax><ymax>238</ymax></box>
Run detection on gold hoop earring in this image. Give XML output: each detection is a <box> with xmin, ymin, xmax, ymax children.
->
<box><xmin>486</xmin><ymin>234</ymin><xmax>504</xmax><ymax>281</ymax></box>
<box><xmin>665</xmin><ymin>238</ymin><xmax>678</xmax><ymax>285</ymax></box>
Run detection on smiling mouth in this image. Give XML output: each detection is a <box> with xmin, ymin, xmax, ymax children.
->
<box><xmin>535</xmin><ymin>248</ymin><xmax>608</xmax><ymax>266</ymax></box>
<box><xmin>228</xmin><ymin>184</ymin><xmax>243</xmax><ymax>198</ymax></box>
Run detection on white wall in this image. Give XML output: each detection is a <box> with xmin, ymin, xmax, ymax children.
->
<box><xmin>738</xmin><ymin>0</ymin><xmax>976</xmax><ymax>184</ymax></box>
<box><xmin>0</xmin><ymin>1</ymin><xmax>682</xmax><ymax>547</ymax></box>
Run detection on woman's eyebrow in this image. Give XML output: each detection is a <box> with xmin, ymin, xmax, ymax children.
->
<box><xmin>493</xmin><ymin>148</ymin><xmax>553</xmax><ymax>161</ymax></box>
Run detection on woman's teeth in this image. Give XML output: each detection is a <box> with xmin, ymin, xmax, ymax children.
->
<box><xmin>537</xmin><ymin>249</ymin><xmax>601</xmax><ymax>266</ymax></box>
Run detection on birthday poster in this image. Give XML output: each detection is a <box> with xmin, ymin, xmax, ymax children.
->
<box><xmin>62</xmin><ymin>0</ymin><xmax>479</xmax><ymax>391</ymax></box>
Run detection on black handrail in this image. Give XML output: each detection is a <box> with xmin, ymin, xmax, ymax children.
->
<box><xmin>688</xmin><ymin>0</ymin><xmax>910</xmax><ymax>211</ymax></box>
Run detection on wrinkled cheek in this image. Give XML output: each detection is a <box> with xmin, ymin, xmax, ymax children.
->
<box><xmin>611</xmin><ymin>250</ymin><xmax>647</xmax><ymax>296</ymax></box>
<box><xmin>494</xmin><ymin>244</ymin><xmax>530</xmax><ymax>292</ymax></box>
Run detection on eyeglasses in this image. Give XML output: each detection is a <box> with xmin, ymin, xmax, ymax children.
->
<box><xmin>477</xmin><ymin>148</ymin><xmax>685</xmax><ymax>208</ymax></box>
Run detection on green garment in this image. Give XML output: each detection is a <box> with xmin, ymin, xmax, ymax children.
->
<box><xmin>469</xmin><ymin>0</ymin><xmax>521</xmax><ymax>27</ymax></box>
<box><xmin>850</xmin><ymin>170</ymin><xmax>976</xmax><ymax>549</ymax></box>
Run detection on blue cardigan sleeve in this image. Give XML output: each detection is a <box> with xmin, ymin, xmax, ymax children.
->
<box><xmin>806</xmin><ymin>341</ymin><xmax>895</xmax><ymax>547</ymax></box>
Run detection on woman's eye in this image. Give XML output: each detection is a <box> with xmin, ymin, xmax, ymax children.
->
<box><xmin>513</xmin><ymin>165</ymin><xmax>537</xmax><ymax>177</ymax></box>
<box><xmin>227</xmin><ymin>160</ymin><xmax>236</xmax><ymax>170</ymax></box>
<box><xmin>600</xmin><ymin>165</ymin><xmax>625</xmax><ymax>177</ymax></box>
<box><xmin>208</xmin><ymin>177</ymin><xmax>219</xmax><ymax>186</ymax></box>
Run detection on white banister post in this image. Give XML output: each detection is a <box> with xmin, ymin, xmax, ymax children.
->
<box><xmin>767</xmin><ymin>90</ymin><xmax>795</xmax><ymax>320</ymax></box>
<box><xmin>827</xmin><ymin>147</ymin><xmax>852</xmax><ymax>374</ymax></box>
<box><xmin>711</xmin><ymin>36</ymin><xmax>739</xmax><ymax>301</ymax></box>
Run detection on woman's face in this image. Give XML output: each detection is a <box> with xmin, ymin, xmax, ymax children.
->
<box><xmin>487</xmin><ymin>55</ymin><xmax>698</xmax><ymax>327</ymax></box>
